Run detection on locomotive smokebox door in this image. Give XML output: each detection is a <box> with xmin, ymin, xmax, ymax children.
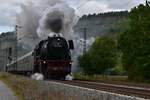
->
<box><xmin>68</xmin><ymin>40</ymin><xmax>74</xmax><ymax>50</ymax></box>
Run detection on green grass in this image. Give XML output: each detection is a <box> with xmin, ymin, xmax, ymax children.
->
<box><xmin>73</xmin><ymin>72</ymin><xmax>150</xmax><ymax>87</ymax></box>
<box><xmin>73</xmin><ymin>72</ymin><xmax>128</xmax><ymax>82</ymax></box>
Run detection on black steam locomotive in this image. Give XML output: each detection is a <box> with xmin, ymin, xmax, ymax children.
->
<box><xmin>7</xmin><ymin>18</ymin><xmax>74</xmax><ymax>79</ymax></box>
<box><xmin>33</xmin><ymin>35</ymin><xmax>74</xmax><ymax>79</ymax></box>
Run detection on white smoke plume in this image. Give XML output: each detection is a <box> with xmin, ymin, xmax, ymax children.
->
<box><xmin>17</xmin><ymin>0</ymin><xmax>78</xmax><ymax>49</ymax></box>
<box><xmin>38</xmin><ymin>3</ymin><xmax>78</xmax><ymax>39</ymax></box>
<box><xmin>31</xmin><ymin>73</ymin><xmax>44</xmax><ymax>81</ymax></box>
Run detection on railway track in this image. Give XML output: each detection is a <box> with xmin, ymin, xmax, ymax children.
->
<box><xmin>53</xmin><ymin>80</ymin><xmax>150</xmax><ymax>99</ymax></box>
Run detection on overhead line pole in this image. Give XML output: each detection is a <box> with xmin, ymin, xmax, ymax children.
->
<box><xmin>15</xmin><ymin>25</ymin><xmax>18</xmax><ymax>71</ymax></box>
<box><xmin>15</xmin><ymin>25</ymin><xmax>22</xmax><ymax>71</ymax></box>
<box><xmin>76</xmin><ymin>1</ymin><xmax>89</xmax><ymax>55</ymax></box>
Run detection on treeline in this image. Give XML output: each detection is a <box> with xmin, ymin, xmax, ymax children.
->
<box><xmin>74</xmin><ymin>10</ymin><xmax>129</xmax><ymax>38</ymax></box>
<box><xmin>79</xmin><ymin>3</ymin><xmax>150</xmax><ymax>82</ymax></box>
<box><xmin>81</xmin><ymin>11</ymin><xmax>128</xmax><ymax>20</ymax></box>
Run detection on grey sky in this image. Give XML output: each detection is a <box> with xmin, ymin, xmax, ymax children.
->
<box><xmin>0</xmin><ymin>0</ymin><xmax>146</xmax><ymax>27</ymax></box>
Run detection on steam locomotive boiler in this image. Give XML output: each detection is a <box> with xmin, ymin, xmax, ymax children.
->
<box><xmin>33</xmin><ymin>34</ymin><xmax>74</xmax><ymax>79</ymax></box>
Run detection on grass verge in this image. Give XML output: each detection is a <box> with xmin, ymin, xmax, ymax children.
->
<box><xmin>0</xmin><ymin>72</ymin><xmax>50</xmax><ymax>100</ymax></box>
<box><xmin>73</xmin><ymin>72</ymin><xmax>150</xmax><ymax>87</ymax></box>
<box><xmin>73</xmin><ymin>72</ymin><xmax>128</xmax><ymax>82</ymax></box>
<box><xmin>0</xmin><ymin>72</ymin><xmax>78</xmax><ymax>100</ymax></box>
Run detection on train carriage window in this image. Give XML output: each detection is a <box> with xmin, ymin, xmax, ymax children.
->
<box><xmin>8</xmin><ymin>47</ymin><xmax>12</xmax><ymax>56</ymax></box>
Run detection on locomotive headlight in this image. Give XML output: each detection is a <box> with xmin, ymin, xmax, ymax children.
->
<box><xmin>43</xmin><ymin>61</ymin><xmax>46</xmax><ymax>64</ymax></box>
<box><xmin>54</xmin><ymin>68</ymin><xmax>58</xmax><ymax>70</ymax></box>
<box><xmin>70</xmin><ymin>62</ymin><xmax>72</xmax><ymax>64</ymax></box>
<box><xmin>57</xmin><ymin>38</ymin><xmax>60</xmax><ymax>41</ymax></box>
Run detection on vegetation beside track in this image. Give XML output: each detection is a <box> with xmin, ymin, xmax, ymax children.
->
<box><xmin>74</xmin><ymin>72</ymin><xmax>127</xmax><ymax>82</ymax></box>
<box><xmin>73</xmin><ymin>72</ymin><xmax>150</xmax><ymax>88</ymax></box>
<box><xmin>0</xmin><ymin>72</ymin><xmax>55</xmax><ymax>100</ymax></box>
<box><xmin>0</xmin><ymin>72</ymin><xmax>39</xmax><ymax>100</ymax></box>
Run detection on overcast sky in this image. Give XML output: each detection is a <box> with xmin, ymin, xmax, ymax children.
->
<box><xmin>0</xmin><ymin>0</ymin><xmax>146</xmax><ymax>33</ymax></box>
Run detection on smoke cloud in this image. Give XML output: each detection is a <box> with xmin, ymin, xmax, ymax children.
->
<box><xmin>17</xmin><ymin>0</ymin><xmax>78</xmax><ymax>49</ymax></box>
<box><xmin>37</xmin><ymin>3</ymin><xmax>78</xmax><ymax>39</ymax></box>
<box><xmin>44</xmin><ymin>14</ymin><xmax>63</xmax><ymax>33</ymax></box>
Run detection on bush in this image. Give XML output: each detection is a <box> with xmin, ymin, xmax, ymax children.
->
<box><xmin>79</xmin><ymin>36</ymin><xmax>117</xmax><ymax>75</ymax></box>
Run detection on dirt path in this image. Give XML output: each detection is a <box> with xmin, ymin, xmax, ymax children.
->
<box><xmin>0</xmin><ymin>81</ymin><xmax>17</xmax><ymax>100</ymax></box>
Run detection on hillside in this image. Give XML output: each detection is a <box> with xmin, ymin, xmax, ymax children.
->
<box><xmin>74</xmin><ymin>11</ymin><xmax>128</xmax><ymax>38</ymax></box>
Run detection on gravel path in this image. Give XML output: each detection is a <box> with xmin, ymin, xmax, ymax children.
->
<box><xmin>0</xmin><ymin>81</ymin><xmax>17</xmax><ymax>100</ymax></box>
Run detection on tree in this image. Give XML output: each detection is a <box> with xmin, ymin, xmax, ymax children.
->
<box><xmin>79</xmin><ymin>37</ymin><xmax>117</xmax><ymax>75</ymax></box>
<box><xmin>78</xmin><ymin>53</ymin><xmax>93</xmax><ymax>75</ymax></box>
<box><xmin>118</xmin><ymin>3</ymin><xmax>150</xmax><ymax>81</ymax></box>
